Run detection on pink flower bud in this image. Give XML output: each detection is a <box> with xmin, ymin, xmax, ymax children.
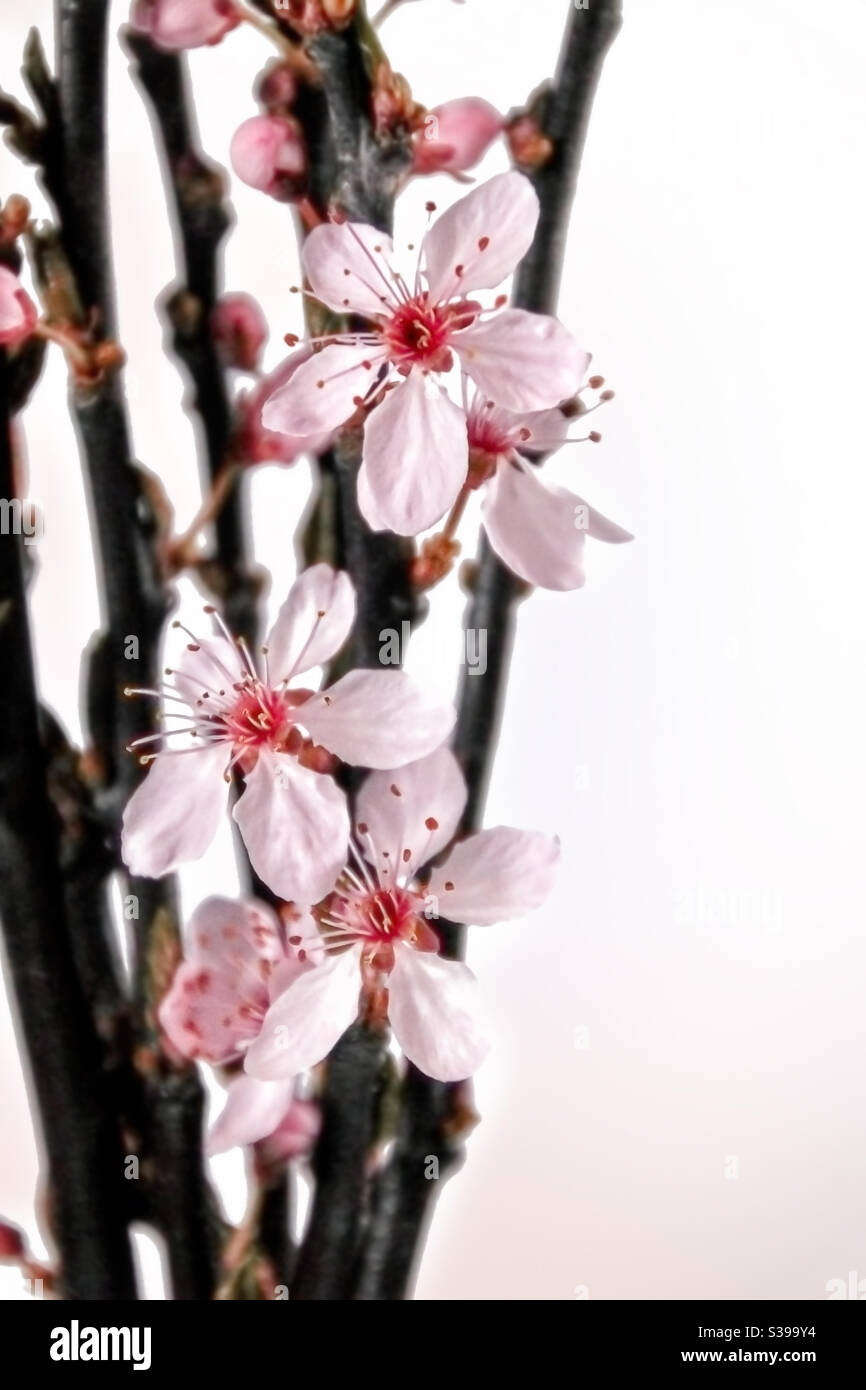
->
<box><xmin>256</xmin><ymin>1099</ymin><xmax>321</xmax><ymax>1165</ymax></box>
<box><xmin>413</xmin><ymin>98</ymin><xmax>503</xmax><ymax>176</ymax></box>
<box><xmin>229</xmin><ymin>115</ymin><xmax>307</xmax><ymax>201</ymax></box>
<box><xmin>256</xmin><ymin>62</ymin><xmax>299</xmax><ymax>114</ymax></box>
<box><xmin>0</xmin><ymin>1220</ymin><xmax>25</xmax><ymax>1262</ymax></box>
<box><xmin>130</xmin><ymin>0</ymin><xmax>241</xmax><ymax>52</ymax></box>
<box><xmin>211</xmin><ymin>293</ymin><xmax>268</xmax><ymax>372</ymax></box>
<box><xmin>0</xmin><ymin>265</ymin><xmax>38</xmax><ymax>347</ymax></box>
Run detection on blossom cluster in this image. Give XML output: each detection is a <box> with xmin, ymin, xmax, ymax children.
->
<box><xmin>100</xmin><ymin>0</ymin><xmax>634</xmax><ymax>1160</ymax></box>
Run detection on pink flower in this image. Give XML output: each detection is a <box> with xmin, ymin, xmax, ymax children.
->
<box><xmin>0</xmin><ymin>265</ymin><xmax>37</xmax><ymax>347</ymax></box>
<box><xmin>466</xmin><ymin>394</ymin><xmax>633</xmax><ymax>591</ymax></box>
<box><xmin>121</xmin><ymin>564</ymin><xmax>455</xmax><ymax>904</ymax></box>
<box><xmin>158</xmin><ymin>895</ymin><xmax>322</xmax><ymax>1153</ymax></box>
<box><xmin>211</xmin><ymin>293</ymin><xmax>268</xmax><ymax>372</ymax></box>
<box><xmin>244</xmin><ymin>747</ymin><xmax>560</xmax><ymax>1084</ymax></box>
<box><xmin>130</xmin><ymin>0</ymin><xmax>240</xmax><ymax>51</ymax></box>
<box><xmin>261</xmin><ymin>171</ymin><xmax>588</xmax><ymax>536</ymax></box>
<box><xmin>412</xmin><ymin>98</ymin><xmax>503</xmax><ymax>176</ymax></box>
<box><xmin>234</xmin><ymin>347</ymin><xmax>335</xmax><ymax>465</ymax></box>
<box><xmin>229</xmin><ymin>115</ymin><xmax>306</xmax><ymax>200</ymax></box>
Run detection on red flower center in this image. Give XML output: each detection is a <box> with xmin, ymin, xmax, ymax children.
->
<box><xmin>383</xmin><ymin>295</ymin><xmax>456</xmax><ymax>371</ymax></box>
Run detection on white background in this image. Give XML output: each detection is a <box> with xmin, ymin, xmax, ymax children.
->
<box><xmin>2</xmin><ymin>0</ymin><xmax>866</xmax><ymax>1300</ymax></box>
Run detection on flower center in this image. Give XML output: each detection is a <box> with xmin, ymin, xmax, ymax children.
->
<box><xmin>383</xmin><ymin>295</ymin><xmax>455</xmax><ymax>371</ymax></box>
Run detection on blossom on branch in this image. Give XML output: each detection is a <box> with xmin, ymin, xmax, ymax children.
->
<box><xmin>244</xmin><ymin>747</ymin><xmax>560</xmax><ymax>1084</ymax></box>
<box><xmin>466</xmin><ymin>393</ymin><xmax>633</xmax><ymax>591</ymax></box>
<box><xmin>158</xmin><ymin>895</ymin><xmax>322</xmax><ymax>1153</ymax></box>
<box><xmin>261</xmin><ymin>171</ymin><xmax>588</xmax><ymax>536</ymax></box>
<box><xmin>121</xmin><ymin>564</ymin><xmax>455</xmax><ymax>903</ymax></box>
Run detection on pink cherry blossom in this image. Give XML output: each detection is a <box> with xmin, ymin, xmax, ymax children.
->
<box><xmin>121</xmin><ymin>564</ymin><xmax>456</xmax><ymax>903</ymax></box>
<box><xmin>229</xmin><ymin>115</ymin><xmax>306</xmax><ymax>200</ymax></box>
<box><xmin>261</xmin><ymin>171</ymin><xmax>588</xmax><ymax>536</ymax></box>
<box><xmin>465</xmin><ymin>393</ymin><xmax>633</xmax><ymax>591</ymax></box>
<box><xmin>130</xmin><ymin>0</ymin><xmax>240</xmax><ymax>51</ymax></box>
<box><xmin>234</xmin><ymin>347</ymin><xmax>336</xmax><ymax>465</ymax></box>
<box><xmin>158</xmin><ymin>895</ymin><xmax>322</xmax><ymax>1153</ymax></box>
<box><xmin>244</xmin><ymin>746</ymin><xmax>560</xmax><ymax>1084</ymax></box>
<box><xmin>0</xmin><ymin>265</ymin><xmax>38</xmax><ymax>347</ymax></box>
<box><xmin>413</xmin><ymin>98</ymin><xmax>503</xmax><ymax>176</ymax></box>
<box><xmin>211</xmin><ymin>293</ymin><xmax>268</xmax><ymax>372</ymax></box>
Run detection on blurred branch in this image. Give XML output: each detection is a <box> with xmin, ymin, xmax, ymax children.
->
<box><xmin>0</xmin><ymin>352</ymin><xmax>137</xmax><ymax>1300</ymax></box>
<box><xmin>12</xmin><ymin>0</ymin><xmax>220</xmax><ymax>1298</ymax></box>
<box><xmin>353</xmin><ymin>0</ymin><xmax>623</xmax><ymax>1299</ymax></box>
<box><xmin>125</xmin><ymin>31</ymin><xmax>262</xmax><ymax>646</ymax></box>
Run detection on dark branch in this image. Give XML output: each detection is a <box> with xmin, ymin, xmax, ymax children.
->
<box><xmin>352</xmin><ymin>0</ymin><xmax>624</xmax><ymax>1299</ymax></box>
<box><xmin>0</xmin><ymin>352</ymin><xmax>137</xmax><ymax>1300</ymax></box>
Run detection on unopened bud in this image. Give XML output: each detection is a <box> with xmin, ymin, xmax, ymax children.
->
<box><xmin>0</xmin><ymin>1220</ymin><xmax>25</xmax><ymax>1262</ymax></box>
<box><xmin>230</xmin><ymin>115</ymin><xmax>307</xmax><ymax>201</ymax></box>
<box><xmin>130</xmin><ymin>0</ymin><xmax>241</xmax><ymax>52</ymax></box>
<box><xmin>211</xmin><ymin>293</ymin><xmax>268</xmax><ymax>371</ymax></box>
<box><xmin>506</xmin><ymin>114</ymin><xmax>554</xmax><ymax>170</ymax></box>
<box><xmin>412</xmin><ymin>98</ymin><xmax>503</xmax><ymax>176</ymax></box>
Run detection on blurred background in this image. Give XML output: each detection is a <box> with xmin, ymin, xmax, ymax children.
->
<box><xmin>2</xmin><ymin>0</ymin><xmax>866</xmax><ymax>1300</ymax></box>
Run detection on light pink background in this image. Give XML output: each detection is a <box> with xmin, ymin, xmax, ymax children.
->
<box><xmin>2</xmin><ymin>0</ymin><xmax>865</xmax><ymax>1300</ymax></box>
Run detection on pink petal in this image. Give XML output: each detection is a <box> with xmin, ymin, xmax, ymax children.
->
<box><xmin>240</xmin><ymin>348</ymin><xmax>335</xmax><ymax>465</ymax></box>
<box><xmin>207</xmin><ymin>1075</ymin><xmax>296</xmax><ymax>1154</ymax></box>
<box><xmin>301</xmin><ymin>669</ymin><xmax>456</xmax><ymax>770</ymax></box>
<box><xmin>358</xmin><ymin>371</ymin><xmax>468</xmax><ymax>535</ymax></box>
<box><xmin>261</xmin><ymin>342</ymin><xmax>384</xmax><ymax>437</ymax></box>
<box><xmin>172</xmin><ymin>632</ymin><xmax>247</xmax><ymax>708</ymax></box>
<box><xmin>387</xmin><ymin>945</ymin><xmax>489</xmax><ymax>1081</ymax></box>
<box><xmin>159</xmin><ymin>896</ymin><xmax>280</xmax><ymax>1062</ymax></box>
<box><xmin>355</xmin><ymin>746</ymin><xmax>467</xmax><ymax>877</ymax></box>
<box><xmin>265</xmin><ymin>564</ymin><xmax>356</xmax><ymax>683</ymax></box>
<box><xmin>121</xmin><ymin>743</ymin><xmax>227</xmax><ymax>877</ymax></box>
<box><xmin>233</xmin><ymin>750</ymin><xmax>349</xmax><ymax>905</ymax></box>
<box><xmin>483</xmin><ymin>460</ymin><xmax>631</xmax><ymax>591</ymax></box>
<box><xmin>244</xmin><ymin>946</ymin><xmax>363</xmax><ymax>1079</ymax></box>
<box><xmin>503</xmin><ymin>405</ymin><xmax>573</xmax><ymax>454</ymax></box>
<box><xmin>302</xmin><ymin>221</ymin><xmax>400</xmax><ymax>319</ymax></box>
<box><xmin>256</xmin><ymin>1097</ymin><xmax>321</xmax><ymax>1162</ymax></box>
<box><xmin>422</xmin><ymin>170</ymin><xmax>539</xmax><ymax>301</ymax></box>
<box><xmin>429</xmin><ymin>826</ymin><xmax>560</xmax><ymax>925</ymax></box>
<box><xmin>456</xmin><ymin>308</ymin><xmax>589</xmax><ymax>411</ymax></box>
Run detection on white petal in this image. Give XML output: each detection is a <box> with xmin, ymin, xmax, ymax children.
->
<box><xmin>302</xmin><ymin>221</ymin><xmax>400</xmax><ymax>318</ymax></box>
<box><xmin>388</xmin><ymin>946</ymin><xmax>489</xmax><ymax>1081</ymax></box>
<box><xmin>456</xmin><ymin>309</ymin><xmax>589</xmax><ymax>411</ymax></box>
<box><xmin>121</xmin><ymin>743</ymin><xmax>227</xmax><ymax>877</ymax></box>
<box><xmin>355</xmin><ymin>747</ymin><xmax>467</xmax><ymax>878</ymax></box>
<box><xmin>422</xmin><ymin>170</ymin><xmax>539</xmax><ymax>300</ymax></box>
<box><xmin>207</xmin><ymin>1076</ymin><xmax>297</xmax><ymax>1154</ymax></box>
<box><xmin>301</xmin><ymin>669</ymin><xmax>456</xmax><ymax>770</ymax></box>
<box><xmin>232</xmin><ymin>750</ymin><xmax>349</xmax><ymax>904</ymax></box>
<box><xmin>429</xmin><ymin>826</ymin><xmax>560</xmax><ymax>925</ymax></box>
<box><xmin>172</xmin><ymin>633</ymin><xmax>247</xmax><ymax>708</ymax></box>
<box><xmin>244</xmin><ymin>947</ymin><xmax>363</xmax><ymax>1079</ymax></box>
<box><xmin>262</xmin><ymin>342</ymin><xmax>384</xmax><ymax>436</ymax></box>
<box><xmin>483</xmin><ymin>461</ymin><xmax>630</xmax><ymax>591</ymax></box>
<box><xmin>265</xmin><ymin>564</ymin><xmax>356</xmax><ymax>683</ymax></box>
<box><xmin>358</xmin><ymin>371</ymin><xmax>468</xmax><ymax>536</ymax></box>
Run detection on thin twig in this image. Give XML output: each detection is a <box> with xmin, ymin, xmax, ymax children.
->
<box><xmin>124</xmin><ymin>32</ymin><xmax>262</xmax><ymax>647</ymax></box>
